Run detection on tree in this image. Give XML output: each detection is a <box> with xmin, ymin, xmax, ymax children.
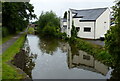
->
<box><xmin>38</xmin><ymin>11</ymin><xmax>60</xmax><ymax>36</ymax></box>
<box><xmin>71</xmin><ymin>23</ymin><xmax>77</xmax><ymax>38</ymax></box>
<box><xmin>63</xmin><ymin>11</ymin><xmax>67</xmax><ymax>19</ymax></box>
<box><xmin>2</xmin><ymin>2</ymin><xmax>36</xmax><ymax>35</ymax></box>
<box><xmin>105</xmin><ymin>0</ymin><xmax>120</xmax><ymax>65</ymax></box>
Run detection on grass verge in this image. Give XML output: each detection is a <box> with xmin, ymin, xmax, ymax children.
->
<box><xmin>2</xmin><ymin>33</ymin><xmax>27</xmax><ymax>79</ymax></box>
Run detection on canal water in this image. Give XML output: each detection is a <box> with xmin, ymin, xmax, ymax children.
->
<box><xmin>12</xmin><ymin>34</ymin><xmax>112</xmax><ymax>79</ymax></box>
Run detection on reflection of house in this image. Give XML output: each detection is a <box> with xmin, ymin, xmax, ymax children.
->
<box><xmin>72</xmin><ymin>51</ymin><xmax>94</xmax><ymax>67</ymax></box>
<box><xmin>68</xmin><ymin>49</ymin><xmax>109</xmax><ymax>75</ymax></box>
<box><xmin>59</xmin><ymin>42</ymin><xmax>69</xmax><ymax>52</ymax></box>
<box><xmin>61</xmin><ymin>8</ymin><xmax>110</xmax><ymax>39</ymax></box>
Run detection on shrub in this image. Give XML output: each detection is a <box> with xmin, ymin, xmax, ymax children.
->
<box><xmin>42</xmin><ymin>23</ymin><xmax>57</xmax><ymax>36</ymax></box>
<box><xmin>2</xmin><ymin>27</ymin><xmax>9</xmax><ymax>37</ymax></box>
<box><xmin>27</xmin><ymin>27</ymin><xmax>35</xmax><ymax>34</ymax></box>
<box><xmin>38</xmin><ymin>11</ymin><xmax>60</xmax><ymax>33</ymax></box>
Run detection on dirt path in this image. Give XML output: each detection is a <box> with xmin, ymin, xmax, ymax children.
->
<box><xmin>0</xmin><ymin>30</ymin><xmax>27</xmax><ymax>54</ymax></box>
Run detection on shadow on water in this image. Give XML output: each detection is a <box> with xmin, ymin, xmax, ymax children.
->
<box><xmin>11</xmin><ymin>34</ymin><xmax>120</xmax><ymax>79</ymax></box>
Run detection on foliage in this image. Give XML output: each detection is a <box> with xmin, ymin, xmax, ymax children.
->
<box><xmin>2</xmin><ymin>34</ymin><xmax>26</xmax><ymax>79</ymax></box>
<box><xmin>27</xmin><ymin>27</ymin><xmax>35</xmax><ymax>34</ymax></box>
<box><xmin>38</xmin><ymin>11</ymin><xmax>60</xmax><ymax>36</ymax></box>
<box><xmin>55</xmin><ymin>32</ymin><xmax>67</xmax><ymax>39</ymax></box>
<box><xmin>70</xmin><ymin>22</ymin><xmax>78</xmax><ymax>43</ymax></box>
<box><xmin>71</xmin><ymin>23</ymin><xmax>77</xmax><ymax>38</ymax></box>
<box><xmin>2</xmin><ymin>27</ymin><xmax>9</xmax><ymax>37</ymax></box>
<box><xmin>105</xmin><ymin>1</ymin><xmax>120</xmax><ymax>66</ymax></box>
<box><xmin>2</xmin><ymin>2</ymin><xmax>36</xmax><ymax>35</ymax></box>
<box><xmin>42</xmin><ymin>22</ymin><xmax>57</xmax><ymax>36</ymax></box>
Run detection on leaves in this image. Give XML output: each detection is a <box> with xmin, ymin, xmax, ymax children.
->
<box><xmin>38</xmin><ymin>11</ymin><xmax>60</xmax><ymax>36</ymax></box>
<box><xmin>2</xmin><ymin>2</ymin><xmax>36</xmax><ymax>34</ymax></box>
<box><xmin>105</xmin><ymin>1</ymin><xmax>120</xmax><ymax>65</ymax></box>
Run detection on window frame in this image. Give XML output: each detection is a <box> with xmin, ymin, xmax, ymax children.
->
<box><xmin>84</xmin><ymin>27</ymin><xmax>91</xmax><ymax>32</ymax></box>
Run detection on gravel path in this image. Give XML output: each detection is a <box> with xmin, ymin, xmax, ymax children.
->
<box><xmin>0</xmin><ymin>31</ymin><xmax>26</xmax><ymax>55</ymax></box>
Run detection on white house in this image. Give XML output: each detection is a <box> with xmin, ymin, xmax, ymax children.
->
<box><xmin>61</xmin><ymin>8</ymin><xmax>110</xmax><ymax>39</ymax></box>
<box><xmin>60</xmin><ymin>18</ymin><xmax>67</xmax><ymax>33</ymax></box>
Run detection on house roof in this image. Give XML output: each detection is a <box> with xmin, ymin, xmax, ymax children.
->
<box><xmin>71</xmin><ymin>8</ymin><xmax>108</xmax><ymax>21</ymax></box>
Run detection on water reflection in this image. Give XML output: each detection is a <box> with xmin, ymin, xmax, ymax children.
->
<box><xmin>61</xmin><ymin>43</ymin><xmax>109</xmax><ymax>76</ymax></box>
<box><xmin>12</xmin><ymin>38</ymin><xmax>37</xmax><ymax>78</ymax></box>
<box><xmin>39</xmin><ymin>37</ymin><xmax>59</xmax><ymax>55</ymax></box>
<box><xmin>12</xmin><ymin>35</ymin><xmax>111</xmax><ymax>79</ymax></box>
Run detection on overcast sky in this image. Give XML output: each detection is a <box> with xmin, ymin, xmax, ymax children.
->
<box><xmin>30</xmin><ymin>0</ymin><xmax>115</xmax><ymax>22</ymax></box>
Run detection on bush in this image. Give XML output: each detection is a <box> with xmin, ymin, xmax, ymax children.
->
<box><xmin>55</xmin><ymin>32</ymin><xmax>68</xmax><ymax>39</ymax></box>
<box><xmin>42</xmin><ymin>22</ymin><xmax>57</xmax><ymax>36</ymax></box>
<box><xmin>27</xmin><ymin>27</ymin><xmax>35</xmax><ymax>34</ymax></box>
<box><xmin>2</xmin><ymin>27</ymin><xmax>9</xmax><ymax>37</ymax></box>
<box><xmin>38</xmin><ymin>11</ymin><xmax>60</xmax><ymax>36</ymax></box>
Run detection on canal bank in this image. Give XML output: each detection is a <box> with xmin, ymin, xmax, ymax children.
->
<box><xmin>2</xmin><ymin>33</ymin><xmax>28</xmax><ymax>79</ymax></box>
<box><xmin>11</xmin><ymin>34</ymin><xmax>113</xmax><ymax>79</ymax></box>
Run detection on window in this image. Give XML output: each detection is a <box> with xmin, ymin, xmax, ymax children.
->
<box><xmin>84</xmin><ymin>27</ymin><xmax>91</xmax><ymax>32</ymax></box>
<box><xmin>63</xmin><ymin>25</ymin><xmax>67</xmax><ymax>28</ymax></box>
<box><xmin>83</xmin><ymin>55</ymin><xmax>90</xmax><ymax>60</ymax></box>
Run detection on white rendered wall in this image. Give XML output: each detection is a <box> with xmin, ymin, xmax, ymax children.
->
<box><xmin>95</xmin><ymin>8</ymin><xmax>110</xmax><ymax>39</ymax></box>
<box><xmin>60</xmin><ymin>19</ymin><xmax>67</xmax><ymax>33</ymax></box>
<box><xmin>73</xmin><ymin>18</ymin><xmax>95</xmax><ymax>39</ymax></box>
<box><xmin>63</xmin><ymin>22</ymin><xmax>67</xmax><ymax>26</ymax></box>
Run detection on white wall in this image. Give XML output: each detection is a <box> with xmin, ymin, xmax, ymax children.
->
<box><xmin>66</xmin><ymin>8</ymin><xmax>110</xmax><ymax>39</ymax></box>
<box><xmin>95</xmin><ymin>8</ymin><xmax>110</xmax><ymax>39</ymax></box>
<box><xmin>60</xmin><ymin>19</ymin><xmax>67</xmax><ymax>33</ymax></box>
<box><xmin>63</xmin><ymin>22</ymin><xmax>67</xmax><ymax>26</ymax></box>
<box><xmin>73</xmin><ymin>18</ymin><xmax>95</xmax><ymax>39</ymax></box>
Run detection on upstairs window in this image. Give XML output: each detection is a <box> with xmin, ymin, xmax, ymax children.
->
<box><xmin>84</xmin><ymin>27</ymin><xmax>91</xmax><ymax>32</ymax></box>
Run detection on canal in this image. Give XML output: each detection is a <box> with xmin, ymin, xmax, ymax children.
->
<box><xmin>12</xmin><ymin>34</ymin><xmax>112</xmax><ymax>79</ymax></box>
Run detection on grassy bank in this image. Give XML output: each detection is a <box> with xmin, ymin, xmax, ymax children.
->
<box><xmin>69</xmin><ymin>38</ymin><xmax>112</xmax><ymax>65</ymax></box>
<box><xmin>2</xmin><ymin>33</ymin><xmax>27</xmax><ymax>79</ymax></box>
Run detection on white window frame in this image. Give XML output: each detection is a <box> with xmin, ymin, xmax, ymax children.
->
<box><xmin>84</xmin><ymin>27</ymin><xmax>91</xmax><ymax>32</ymax></box>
